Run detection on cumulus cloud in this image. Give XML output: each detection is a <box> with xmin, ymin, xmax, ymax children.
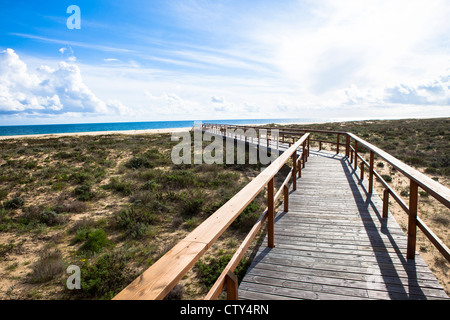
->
<box><xmin>384</xmin><ymin>76</ymin><xmax>450</xmax><ymax>106</ymax></box>
<box><xmin>340</xmin><ymin>73</ymin><xmax>450</xmax><ymax>108</ymax></box>
<box><xmin>0</xmin><ymin>48</ymin><xmax>129</xmax><ymax>116</ymax></box>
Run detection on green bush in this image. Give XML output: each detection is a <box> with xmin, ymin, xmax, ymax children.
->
<box><xmin>195</xmin><ymin>255</ymin><xmax>251</xmax><ymax>289</ymax></box>
<box><xmin>73</xmin><ymin>185</ymin><xmax>95</xmax><ymax>201</ymax></box>
<box><xmin>114</xmin><ymin>207</ymin><xmax>158</xmax><ymax>239</ymax></box>
<box><xmin>125</xmin><ymin>157</ymin><xmax>152</xmax><ymax>169</ymax></box>
<box><xmin>103</xmin><ymin>177</ymin><xmax>133</xmax><ymax>196</ymax></box>
<box><xmin>78</xmin><ymin>251</ymin><xmax>136</xmax><ymax>300</ymax></box>
<box><xmin>79</xmin><ymin>229</ymin><xmax>111</xmax><ymax>254</ymax></box>
<box><xmin>20</xmin><ymin>206</ymin><xmax>66</xmax><ymax>227</ymax></box>
<box><xmin>3</xmin><ymin>197</ymin><xmax>25</xmax><ymax>209</ymax></box>
<box><xmin>381</xmin><ymin>174</ymin><xmax>392</xmax><ymax>183</ymax></box>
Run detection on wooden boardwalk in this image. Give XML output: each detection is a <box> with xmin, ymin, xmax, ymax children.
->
<box><xmin>239</xmin><ymin>150</ymin><xmax>449</xmax><ymax>300</ymax></box>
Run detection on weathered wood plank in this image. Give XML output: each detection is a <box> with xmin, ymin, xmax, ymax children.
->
<box><xmin>240</xmin><ymin>150</ymin><xmax>449</xmax><ymax>300</ymax></box>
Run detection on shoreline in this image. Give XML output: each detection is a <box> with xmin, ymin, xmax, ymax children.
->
<box><xmin>0</xmin><ymin>127</ymin><xmax>193</xmax><ymax>140</ymax></box>
<box><xmin>0</xmin><ymin>121</ymin><xmax>322</xmax><ymax>140</ymax></box>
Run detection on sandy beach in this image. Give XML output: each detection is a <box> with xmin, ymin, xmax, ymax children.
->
<box><xmin>0</xmin><ymin>127</ymin><xmax>193</xmax><ymax>140</ymax></box>
<box><xmin>0</xmin><ymin>121</ymin><xmax>327</xmax><ymax>141</ymax></box>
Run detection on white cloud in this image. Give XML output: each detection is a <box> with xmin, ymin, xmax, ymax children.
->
<box><xmin>0</xmin><ymin>48</ymin><xmax>129</xmax><ymax>117</ymax></box>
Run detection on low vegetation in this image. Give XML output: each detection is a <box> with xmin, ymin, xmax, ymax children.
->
<box><xmin>0</xmin><ymin>131</ymin><xmax>267</xmax><ymax>299</ymax></box>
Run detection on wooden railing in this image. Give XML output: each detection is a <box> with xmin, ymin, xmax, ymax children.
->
<box><xmin>113</xmin><ymin>126</ymin><xmax>310</xmax><ymax>300</ymax></box>
<box><xmin>346</xmin><ymin>133</ymin><xmax>450</xmax><ymax>261</ymax></box>
<box><xmin>114</xmin><ymin>123</ymin><xmax>450</xmax><ymax>300</ymax></box>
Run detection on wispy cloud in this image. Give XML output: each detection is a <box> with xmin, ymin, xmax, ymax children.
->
<box><xmin>10</xmin><ymin>33</ymin><xmax>135</xmax><ymax>53</ymax></box>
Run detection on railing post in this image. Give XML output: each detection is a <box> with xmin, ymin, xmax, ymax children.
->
<box><xmin>336</xmin><ymin>133</ymin><xmax>340</xmax><ymax>154</ymax></box>
<box><xmin>268</xmin><ymin>178</ymin><xmax>275</xmax><ymax>248</ymax></box>
<box><xmin>298</xmin><ymin>158</ymin><xmax>302</xmax><ymax>178</ymax></box>
<box><xmin>307</xmin><ymin>136</ymin><xmax>310</xmax><ymax>159</ymax></box>
<box><xmin>284</xmin><ymin>185</ymin><xmax>289</xmax><ymax>212</ymax></box>
<box><xmin>345</xmin><ymin>135</ymin><xmax>350</xmax><ymax>158</ymax></box>
<box><xmin>225</xmin><ymin>271</ymin><xmax>238</xmax><ymax>300</ymax></box>
<box><xmin>302</xmin><ymin>141</ymin><xmax>306</xmax><ymax>168</ymax></box>
<box><xmin>360</xmin><ymin>162</ymin><xmax>365</xmax><ymax>180</ymax></box>
<box><xmin>407</xmin><ymin>179</ymin><xmax>418</xmax><ymax>260</ymax></box>
<box><xmin>292</xmin><ymin>152</ymin><xmax>297</xmax><ymax>191</ymax></box>
<box><xmin>369</xmin><ymin>151</ymin><xmax>374</xmax><ymax>193</ymax></box>
<box><xmin>383</xmin><ymin>189</ymin><xmax>389</xmax><ymax>218</ymax></box>
<box><xmin>354</xmin><ymin>140</ymin><xmax>358</xmax><ymax>170</ymax></box>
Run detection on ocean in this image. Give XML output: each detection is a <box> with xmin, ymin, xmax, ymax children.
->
<box><xmin>0</xmin><ymin>118</ymin><xmax>327</xmax><ymax>137</ymax></box>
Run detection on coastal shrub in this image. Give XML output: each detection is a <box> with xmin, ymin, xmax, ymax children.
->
<box><xmin>78</xmin><ymin>229</ymin><xmax>111</xmax><ymax>254</ymax></box>
<box><xmin>30</xmin><ymin>249</ymin><xmax>65</xmax><ymax>283</ymax></box>
<box><xmin>165</xmin><ymin>170</ymin><xmax>197</xmax><ymax>189</ymax></box>
<box><xmin>103</xmin><ymin>177</ymin><xmax>133</xmax><ymax>196</ymax></box>
<box><xmin>125</xmin><ymin>156</ymin><xmax>152</xmax><ymax>169</ymax></box>
<box><xmin>73</xmin><ymin>185</ymin><xmax>95</xmax><ymax>201</ymax></box>
<box><xmin>164</xmin><ymin>284</ymin><xmax>185</xmax><ymax>300</ymax></box>
<box><xmin>232</xmin><ymin>201</ymin><xmax>260</xmax><ymax>231</ymax></box>
<box><xmin>0</xmin><ymin>189</ymin><xmax>8</xmax><ymax>201</ymax></box>
<box><xmin>180</xmin><ymin>190</ymin><xmax>205</xmax><ymax>217</ymax></box>
<box><xmin>195</xmin><ymin>255</ymin><xmax>251</xmax><ymax>289</ymax></box>
<box><xmin>113</xmin><ymin>207</ymin><xmax>158</xmax><ymax>239</ymax></box>
<box><xmin>78</xmin><ymin>251</ymin><xmax>136</xmax><ymax>300</ymax></box>
<box><xmin>20</xmin><ymin>206</ymin><xmax>66</xmax><ymax>226</ymax></box>
<box><xmin>141</xmin><ymin>179</ymin><xmax>159</xmax><ymax>191</ymax></box>
<box><xmin>381</xmin><ymin>174</ymin><xmax>392</xmax><ymax>183</ymax></box>
<box><xmin>3</xmin><ymin>196</ymin><xmax>25</xmax><ymax>209</ymax></box>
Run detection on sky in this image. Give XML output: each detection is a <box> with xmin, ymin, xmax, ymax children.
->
<box><xmin>0</xmin><ymin>0</ymin><xmax>449</xmax><ymax>125</ymax></box>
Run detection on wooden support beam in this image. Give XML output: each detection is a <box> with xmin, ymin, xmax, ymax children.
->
<box><xmin>407</xmin><ymin>179</ymin><xmax>418</xmax><ymax>260</ymax></box>
<box><xmin>284</xmin><ymin>185</ymin><xmax>289</xmax><ymax>213</ymax></box>
<box><xmin>226</xmin><ymin>271</ymin><xmax>238</xmax><ymax>300</ymax></box>
<box><xmin>383</xmin><ymin>189</ymin><xmax>389</xmax><ymax>219</ymax></box>
<box><xmin>369</xmin><ymin>151</ymin><xmax>374</xmax><ymax>193</ymax></box>
<box><xmin>267</xmin><ymin>178</ymin><xmax>275</xmax><ymax>248</ymax></box>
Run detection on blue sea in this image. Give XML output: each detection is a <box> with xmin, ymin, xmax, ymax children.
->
<box><xmin>0</xmin><ymin>118</ymin><xmax>329</xmax><ymax>137</ymax></box>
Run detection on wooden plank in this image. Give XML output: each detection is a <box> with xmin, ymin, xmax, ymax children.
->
<box><xmin>240</xmin><ymin>150</ymin><xmax>449</xmax><ymax>300</ymax></box>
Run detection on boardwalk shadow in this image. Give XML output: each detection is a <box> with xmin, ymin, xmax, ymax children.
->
<box><xmin>339</xmin><ymin>156</ymin><xmax>426</xmax><ymax>299</ymax></box>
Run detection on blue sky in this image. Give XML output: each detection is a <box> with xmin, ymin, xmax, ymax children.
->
<box><xmin>1</xmin><ymin>0</ymin><xmax>449</xmax><ymax>125</ymax></box>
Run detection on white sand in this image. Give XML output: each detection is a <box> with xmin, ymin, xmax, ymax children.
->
<box><xmin>0</xmin><ymin>120</ymin><xmax>326</xmax><ymax>141</ymax></box>
<box><xmin>0</xmin><ymin>127</ymin><xmax>193</xmax><ymax>140</ymax></box>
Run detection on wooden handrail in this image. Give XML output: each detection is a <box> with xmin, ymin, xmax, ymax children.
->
<box><xmin>113</xmin><ymin>128</ymin><xmax>310</xmax><ymax>300</ymax></box>
<box><xmin>347</xmin><ymin>133</ymin><xmax>450</xmax><ymax>208</ymax></box>
<box><xmin>346</xmin><ymin>132</ymin><xmax>450</xmax><ymax>262</ymax></box>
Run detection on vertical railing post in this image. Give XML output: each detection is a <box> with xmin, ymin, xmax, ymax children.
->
<box><xmin>302</xmin><ymin>141</ymin><xmax>306</xmax><ymax>168</ymax></box>
<box><xmin>225</xmin><ymin>271</ymin><xmax>238</xmax><ymax>300</ymax></box>
<box><xmin>284</xmin><ymin>185</ymin><xmax>289</xmax><ymax>213</ymax></box>
<box><xmin>345</xmin><ymin>135</ymin><xmax>350</xmax><ymax>158</ymax></box>
<box><xmin>369</xmin><ymin>151</ymin><xmax>374</xmax><ymax>193</ymax></box>
<box><xmin>336</xmin><ymin>133</ymin><xmax>340</xmax><ymax>154</ymax></box>
<box><xmin>407</xmin><ymin>179</ymin><xmax>418</xmax><ymax>260</ymax></box>
<box><xmin>292</xmin><ymin>152</ymin><xmax>297</xmax><ymax>191</ymax></box>
<box><xmin>354</xmin><ymin>140</ymin><xmax>358</xmax><ymax>170</ymax></box>
<box><xmin>298</xmin><ymin>157</ymin><xmax>302</xmax><ymax>178</ymax></box>
<box><xmin>268</xmin><ymin>178</ymin><xmax>275</xmax><ymax>248</ymax></box>
<box><xmin>307</xmin><ymin>136</ymin><xmax>310</xmax><ymax>159</ymax></box>
<box><xmin>383</xmin><ymin>189</ymin><xmax>389</xmax><ymax>218</ymax></box>
<box><xmin>360</xmin><ymin>162</ymin><xmax>365</xmax><ymax>180</ymax></box>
